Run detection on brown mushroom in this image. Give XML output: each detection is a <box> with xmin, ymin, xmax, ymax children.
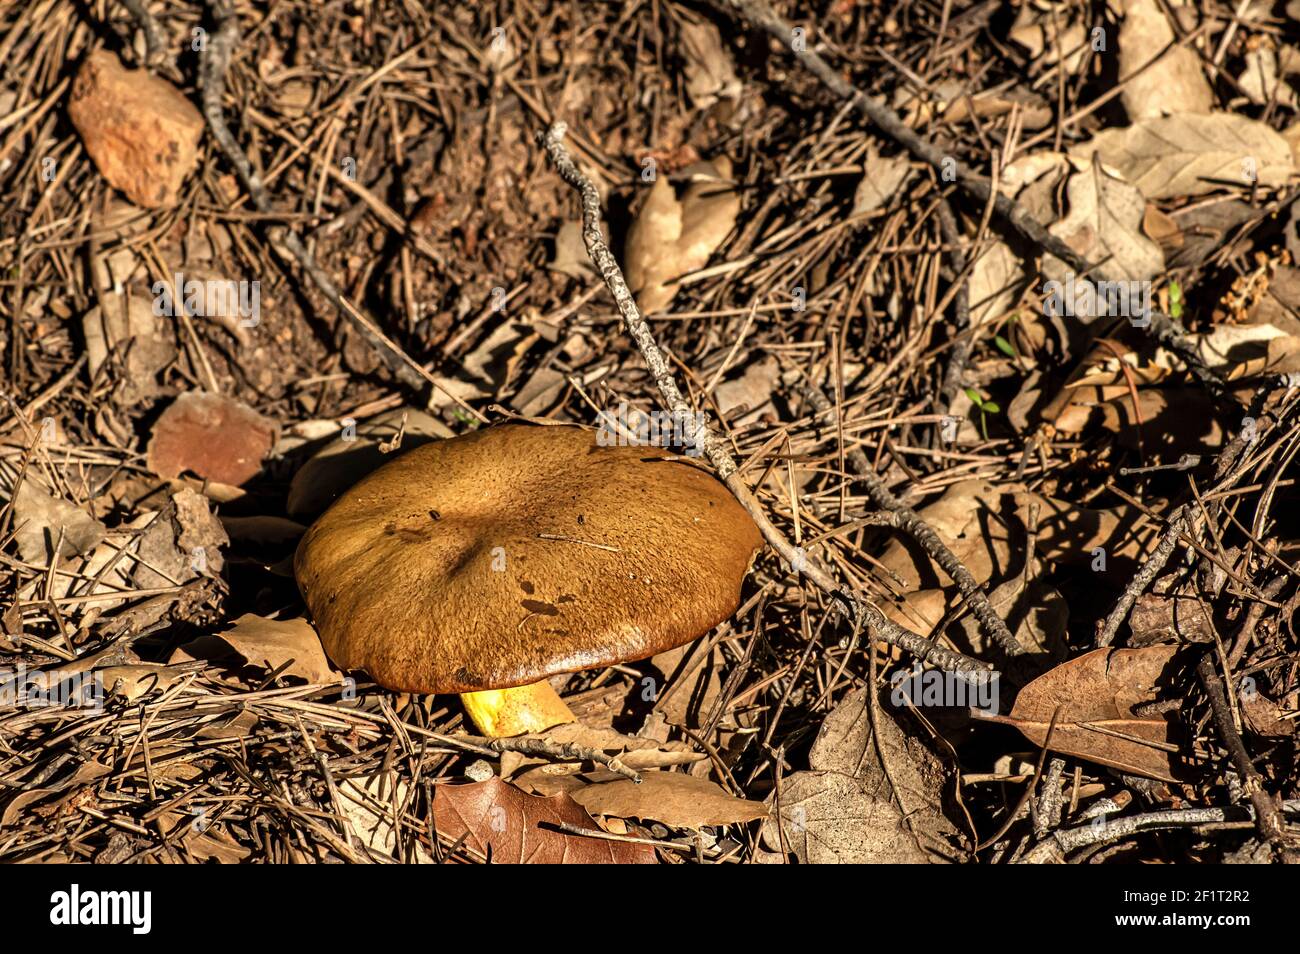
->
<box><xmin>294</xmin><ymin>423</ymin><xmax>763</xmax><ymax>736</ymax></box>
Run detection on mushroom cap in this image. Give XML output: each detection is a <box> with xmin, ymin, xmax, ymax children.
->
<box><xmin>294</xmin><ymin>423</ymin><xmax>763</xmax><ymax>693</ymax></box>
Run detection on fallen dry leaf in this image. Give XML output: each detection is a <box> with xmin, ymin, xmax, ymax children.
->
<box><xmin>625</xmin><ymin>157</ymin><xmax>740</xmax><ymax>313</ymax></box>
<box><xmin>982</xmin><ymin>645</ymin><xmax>1189</xmax><ymax>782</ymax></box>
<box><xmin>81</xmin><ymin>294</ymin><xmax>176</xmax><ymax>406</ymax></box>
<box><xmin>132</xmin><ymin>488</ymin><xmax>229</xmax><ymax>588</ymax></box>
<box><xmin>1008</xmin><ymin>2</ymin><xmax>1089</xmax><ymax>73</ymax></box>
<box><xmin>1045</xmin><ymin>157</ymin><xmax>1164</xmax><ymax>288</ymax></box>
<box><xmin>7</xmin><ymin>479</ymin><xmax>106</xmax><ymax>565</ymax></box>
<box><xmin>570</xmin><ymin>770</ymin><xmax>767</xmax><ymax>830</ymax></box>
<box><xmin>336</xmin><ymin>775</ymin><xmax>433</xmax><ymax>863</ymax></box>
<box><xmin>158</xmin><ymin>811</ymin><xmax>251</xmax><ymax>863</ymax></box>
<box><xmin>853</xmin><ymin>149</ymin><xmax>912</xmax><ymax>218</ymax></box>
<box><xmin>1117</xmin><ymin>0</ymin><xmax>1213</xmax><ymax>120</ymax></box>
<box><xmin>679</xmin><ymin>16</ymin><xmax>742</xmax><ymax>109</ymax></box>
<box><xmin>433</xmin><ymin>776</ymin><xmax>656</xmax><ymax>863</ymax></box>
<box><xmin>760</xmin><ymin>687</ymin><xmax>963</xmax><ymax>863</ymax></box>
<box><xmin>170</xmin><ymin>613</ymin><xmax>336</xmax><ymax>685</ymax></box>
<box><xmin>1073</xmin><ymin>113</ymin><xmax>1296</xmax><ymax>199</ymax></box>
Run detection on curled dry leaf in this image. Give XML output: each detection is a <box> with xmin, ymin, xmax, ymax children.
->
<box><xmin>1238</xmin><ymin>42</ymin><xmax>1297</xmax><ymax>108</ymax></box>
<box><xmin>147</xmin><ymin>390</ymin><xmax>278</xmax><ymax>487</ymax></box>
<box><xmin>133</xmin><ymin>487</ymin><xmax>229</xmax><ymax>588</ymax></box>
<box><xmin>1073</xmin><ymin>113</ymin><xmax>1296</xmax><ymax>200</ymax></box>
<box><xmin>432</xmin><ymin>776</ymin><xmax>656</xmax><ymax>863</ymax></box>
<box><xmin>760</xmin><ymin>687</ymin><xmax>963</xmax><ymax>863</ymax></box>
<box><xmin>570</xmin><ymin>770</ymin><xmax>767</xmax><ymax>830</ymax></box>
<box><xmin>1008</xmin><ymin>1</ymin><xmax>1089</xmax><ymax>73</ymax></box>
<box><xmin>1117</xmin><ymin>0</ymin><xmax>1213</xmax><ymax>120</ymax></box>
<box><xmin>981</xmin><ymin>645</ymin><xmax>1189</xmax><ymax>782</ymax></box>
<box><xmin>158</xmin><ymin>811</ymin><xmax>251</xmax><ymax>863</ymax></box>
<box><xmin>95</xmin><ymin>662</ymin><xmax>198</xmax><ymax>703</ymax></box>
<box><xmin>624</xmin><ymin>157</ymin><xmax>740</xmax><ymax>314</ymax></box>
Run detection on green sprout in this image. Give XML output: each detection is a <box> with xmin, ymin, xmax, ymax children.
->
<box><xmin>451</xmin><ymin>407</ymin><xmax>479</xmax><ymax>431</ymax></box>
<box><xmin>1168</xmin><ymin>280</ymin><xmax>1184</xmax><ymax>321</ymax></box>
<box><xmin>993</xmin><ymin>314</ymin><xmax>1021</xmax><ymax>361</ymax></box>
<box><xmin>964</xmin><ymin>386</ymin><xmax>1001</xmax><ymax>440</ymax></box>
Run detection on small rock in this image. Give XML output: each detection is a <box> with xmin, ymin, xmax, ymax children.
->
<box><xmin>147</xmin><ymin>391</ymin><xmax>279</xmax><ymax>487</ymax></box>
<box><xmin>68</xmin><ymin>50</ymin><xmax>204</xmax><ymax>209</ymax></box>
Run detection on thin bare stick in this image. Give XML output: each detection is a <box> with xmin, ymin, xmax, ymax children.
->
<box><xmin>540</xmin><ymin>122</ymin><xmax>991</xmax><ymax>676</ymax></box>
<box><xmin>1197</xmin><ymin>652</ymin><xmax>1298</xmax><ymax>862</ymax></box>
<box><xmin>706</xmin><ymin>0</ymin><xmax>1092</xmax><ymax>275</ymax></box>
<box><xmin>120</xmin><ymin>0</ymin><xmax>166</xmax><ymax>69</ymax></box>
<box><xmin>1018</xmin><ymin>801</ymin><xmax>1300</xmax><ymax>864</ymax></box>
<box><xmin>800</xmin><ymin>380</ymin><xmax>1022</xmax><ymax>657</ymax></box>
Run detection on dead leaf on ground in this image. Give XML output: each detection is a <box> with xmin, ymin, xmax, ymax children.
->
<box><xmin>679</xmin><ymin>16</ymin><xmax>742</xmax><ymax>109</ymax></box>
<box><xmin>549</xmin><ymin>219</ymin><xmax>606</xmax><ymax>280</ymax></box>
<box><xmin>433</xmin><ymin>776</ymin><xmax>656</xmax><ymax>863</ymax></box>
<box><xmin>82</xmin><ymin>294</ymin><xmax>176</xmax><ymax>406</ymax></box>
<box><xmin>852</xmin><ymin>149</ymin><xmax>912</xmax><ymax>218</ymax></box>
<box><xmin>132</xmin><ymin>488</ymin><xmax>229</xmax><ymax>588</ymax></box>
<box><xmin>980</xmin><ymin>645</ymin><xmax>1190</xmax><ymax>782</ymax></box>
<box><xmin>158</xmin><ymin>811</ymin><xmax>251</xmax><ymax>863</ymax></box>
<box><xmin>94</xmin><ymin>662</ymin><xmax>198</xmax><ymax>703</ymax></box>
<box><xmin>759</xmin><ymin>687</ymin><xmax>963</xmax><ymax>863</ymax></box>
<box><xmin>1044</xmin><ymin>157</ymin><xmax>1164</xmax><ymax>289</ymax></box>
<box><xmin>1238</xmin><ymin>40</ymin><xmax>1298</xmax><ymax>108</ymax></box>
<box><xmin>336</xmin><ymin>775</ymin><xmax>433</xmax><ymax>862</ymax></box>
<box><xmin>625</xmin><ymin>157</ymin><xmax>740</xmax><ymax>314</ymax></box>
<box><xmin>1073</xmin><ymin>113</ymin><xmax>1296</xmax><ymax>199</ymax></box>
<box><xmin>6</xmin><ymin>479</ymin><xmax>106</xmax><ymax>564</ymax></box>
<box><xmin>572</xmin><ymin>770</ymin><xmax>766</xmax><ymax>829</ymax></box>
<box><xmin>427</xmin><ymin>318</ymin><xmax>540</xmax><ymax>414</ymax></box>
<box><xmin>1117</xmin><ymin>0</ymin><xmax>1213</xmax><ymax>120</ymax></box>
<box><xmin>874</xmin><ymin>478</ymin><xmax>1159</xmax><ymax>595</ymax></box>
<box><xmin>1008</xmin><ymin>2</ymin><xmax>1088</xmax><ymax>73</ymax></box>
<box><xmin>170</xmin><ymin>613</ymin><xmax>337</xmax><ymax>685</ymax></box>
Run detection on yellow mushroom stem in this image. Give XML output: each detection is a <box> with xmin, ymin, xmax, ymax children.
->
<box><xmin>459</xmin><ymin>680</ymin><xmax>576</xmax><ymax>737</ymax></box>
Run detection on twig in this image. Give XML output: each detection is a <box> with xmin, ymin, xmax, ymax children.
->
<box><xmin>540</xmin><ymin>122</ymin><xmax>991</xmax><ymax>676</ymax></box>
<box><xmin>1197</xmin><ymin>651</ymin><xmax>1298</xmax><ymax>862</ymax></box>
<box><xmin>1094</xmin><ymin>504</ymin><xmax>1191</xmax><ymax>648</ymax></box>
<box><xmin>1018</xmin><ymin>801</ymin><xmax>1300</xmax><ymax>864</ymax></box>
<box><xmin>120</xmin><ymin>0</ymin><xmax>166</xmax><ymax>69</ymax></box>
<box><xmin>935</xmin><ymin>199</ymin><xmax>974</xmax><ymax>412</ymax></box>
<box><xmin>800</xmin><ymin>380</ymin><xmax>1022</xmax><ymax>657</ymax></box>
<box><xmin>473</xmin><ymin>735</ymin><xmax>641</xmax><ymax>784</ymax></box>
<box><xmin>706</xmin><ymin>0</ymin><xmax>1093</xmax><ymax>275</ymax></box>
<box><xmin>1095</xmin><ymin>383</ymin><xmax>1293</xmax><ymax>647</ymax></box>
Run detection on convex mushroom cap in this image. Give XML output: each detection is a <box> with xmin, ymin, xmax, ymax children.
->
<box><xmin>294</xmin><ymin>423</ymin><xmax>763</xmax><ymax>695</ymax></box>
